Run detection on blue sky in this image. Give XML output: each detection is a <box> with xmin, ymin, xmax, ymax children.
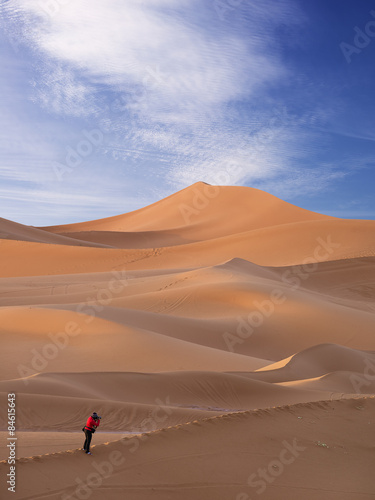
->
<box><xmin>0</xmin><ymin>0</ymin><xmax>374</xmax><ymax>225</ymax></box>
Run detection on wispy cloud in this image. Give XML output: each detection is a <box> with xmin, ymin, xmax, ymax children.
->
<box><xmin>1</xmin><ymin>0</ymin><xmax>371</xmax><ymax>224</ymax></box>
<box><xmin>8</xmin><ymin>0</ymin><xmax>286</xmax><ymax>119</ymax></box>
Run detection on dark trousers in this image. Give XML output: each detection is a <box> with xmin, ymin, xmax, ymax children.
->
<box><xmin>83</xmin><ymin>429</ymin><xmax>93</xmax><ymax>452</ymax></box>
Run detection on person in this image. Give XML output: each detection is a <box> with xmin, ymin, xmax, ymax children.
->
<box><xmin>83</xmin><ymin>412</ymin><xmax>101</xmax><ymax>455</ymax></box>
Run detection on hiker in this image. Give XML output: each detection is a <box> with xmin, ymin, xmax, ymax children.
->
<box><xmin>83</xmin><ymin>412</ymin><xmax>101</xmax><ymax>455</ymax></box>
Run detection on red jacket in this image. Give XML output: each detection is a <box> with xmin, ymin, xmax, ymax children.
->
<box><xmin>85</xmin><ymin>416</ymin><xmax>100</xmax><ymax>432</ymax></box>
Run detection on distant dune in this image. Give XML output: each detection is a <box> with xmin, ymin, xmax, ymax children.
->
<box><xmin>1</xmin><ymin>183</ymin><xmax>374</xmax><ymax>499</ymax></box>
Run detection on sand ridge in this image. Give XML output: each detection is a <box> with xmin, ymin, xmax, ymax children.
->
<box><xmin>2</xmin><ymin>398</ymin><xmax>375</xmax><ymax>499</ymax></box>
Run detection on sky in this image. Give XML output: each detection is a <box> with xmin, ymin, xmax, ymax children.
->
<box><xmin>0</xmin><ymin>0</ymin><xmax>375</xmax><ymax>225</ymax></box>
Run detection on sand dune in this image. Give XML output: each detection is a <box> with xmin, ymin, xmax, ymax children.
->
<box><xmin>1</xmin><ymin>254</ymin><xmax>374</xmax><ymax>365</ymax></box>
<box><xmin>1</xmin><ymin>184</ymin><xmax>374</xmax><ymax>278</ymax></box>
<box><xmin>0</xmin><ymin>431</ymin><xmax>136</xmax><ymax>462</ymax></box>
<box><xmin>0</xmin><ymin>391</ymin><xmax>225</xmax><ymax>433</ymax></box>
<box><xmin>1</xmin><ymin>184</ymin><xmax>374</xmax><ymax>498</ymax></box>
<box><xmin>0</xmin><ymin>370</ymin><xmax>335</xmax><ymax>420</ymax></box>
<box><xmin>49</xmin><ymin>229</ymin><xmax>197</xmax><ymax>249</ymax></box>
<box><xmin>258</xmin><ymin>343</ymin><xmax>375</xmax><ymax>376</ymax></box>
<box><xmin>0</xmin><ymin>217</ymin><xmax>110</xmax><ymax>247</ymax></box>
<box><xmin>41</xmin><ymin>183</ymin><xmax>332</xmax><ymax>236</ymax></box>
<box><xmin>251</xmin><ymin>344</ymin><xmax>375</xmax><ymax>384</ymax></box>
<box><xmin>1</xmin><ymin>218</ymin><xmax>374</xmax><ymax>278</ymax></box>
<box><xmin>279</xmin><ymin>371</ymin><xmax>375</xmax><ymax>394</ymax></box>
<box><xmin>0</xmin><ymin>306</ymin><xmax>271</xmax><ymax>381</ymax></box>
<box><xmin>2</xmin><ymin>398</ymin><xmax>374</xmax><ymax>500</ymax></box>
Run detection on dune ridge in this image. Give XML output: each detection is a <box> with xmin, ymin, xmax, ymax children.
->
<box><xmin>2</xmin><ymin>398</ymin><xmax>374</xmax><ymax>499</ymax></box>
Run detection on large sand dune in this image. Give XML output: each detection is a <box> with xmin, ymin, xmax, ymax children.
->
<box><xmin>3</xmin><ymin>398</ymin><xmax>375</xmax><ymax>499</ymax></box>
<box><xmin>1</xmin><ymin>184</ymin><xmax>374</xmax><ymax>498</ymax></box>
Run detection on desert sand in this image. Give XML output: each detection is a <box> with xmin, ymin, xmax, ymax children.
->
<box><xmin>0</xmin><ymin>183</ymin><xmax>375</xmax><ymax>499</ymax></box>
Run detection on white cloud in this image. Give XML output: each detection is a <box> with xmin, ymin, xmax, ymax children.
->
<box><xmin>4</xmin><ymin>0</ymin><xmax>356</xmax><ymax>223</ymax></box>
<box><xmin>8</xmin><ymin>0</ymin><xmax>286</xmax><ymax>123</ymax></box>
